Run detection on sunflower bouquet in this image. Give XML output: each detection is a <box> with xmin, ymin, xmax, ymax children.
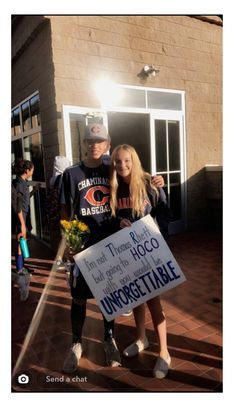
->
<box><xmin>60</xmin><ymin>216</ymin><xmax>90</xmax><ymax>254</ymax></box>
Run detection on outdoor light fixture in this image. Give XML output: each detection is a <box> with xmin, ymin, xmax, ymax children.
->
<box><xmin>137</xmin><ymin>65</ymin><xmax>159</xmax><ymax>79</ymax></box>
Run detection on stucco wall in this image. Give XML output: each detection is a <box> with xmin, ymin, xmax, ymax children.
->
<box><xmin>12</xmin><ymin>15</ymin><xmax>222</xmax><ymax>230</ymax></box>
<box><xmin>49</xmin><ymin>15</ymin><xmax>222</xmax><ymax>229</ymax></box>
<box><xmin>12</xmin><ymin>16</ymin><xmax>58</xmax><ymax>180</ymax></box>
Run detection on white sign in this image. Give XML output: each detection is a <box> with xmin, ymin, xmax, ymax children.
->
<box><xmin>74</xmin><ymin>215</ymin><xmax>186</xmax><ymax>321</ymax></box>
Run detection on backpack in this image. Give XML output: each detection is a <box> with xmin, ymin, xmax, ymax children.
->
<box><xmin>45</xmin><ymin>175</ymin><xmax>62</xmax><ymax>230</ymax></box>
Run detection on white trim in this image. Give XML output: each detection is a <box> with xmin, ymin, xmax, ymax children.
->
<box><xmin>181</xmin><ymin>92</ymin><xmax>188</xmax><ymax>229</ymax></box>
<box><xmin>166</xmin><ymin>120</ymin><xmax>170</xmax><ymax>199</ymax></box>
<box><xmin>149</xmin><ymin>115</ymin><xmax>156</xmax><ymax>175</ymax></box>
<box><xmin>63</xmin><ymin>105</ymin><xmax>184</xmax><ymax>116</ymax></box>
<box><xmin>11</xmin><ymin>126</ymin><xmax>41</xmax><ymax>141</ymax></box>
<box><xmin>11</xmin><ymin>133</ymin><xmax>22</xmax><ymax>142</ymax></box>
<box><xmin>62</xmin><ymin>105</ymin><xmax>73</xmax><ymax>163</ymax></box>
<box><xmin>11</xmin><ymin>90</ymin><xmax>40</xmax><ymax>111</ymax></box>
<box><xmin>113</xmin><ymin>83</ymin><xmax>185</xmax><ymax>95</ymax></box>
<box><xmin>150</xmin><ymin>111</ymin><xmax>187</xmax><ymax>232</ymax></box>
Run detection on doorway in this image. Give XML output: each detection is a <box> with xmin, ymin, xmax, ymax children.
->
<box><xmin>63</xmin><ymin>105</ymin><xmax>186</xmax><ymax>233</ymax></box>
<box><xmin>107</xmin><ymin>112</ymin><xmax>151</xmax><ymax>172</ymax></box>
<box><xmin>108</xmin><ymin>111</ymin><xmax>186</xmax><ymax>233</ymax></box>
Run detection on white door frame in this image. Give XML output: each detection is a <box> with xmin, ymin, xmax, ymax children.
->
<box><xmin>62</xmin><ymin>86</ymin><xmax>187</xmax><ymax>232</ymax></box>
<box><xmin>150</xmin><ymin>110</ymin><xmax>187</xmax><ymax>232</ymax></box>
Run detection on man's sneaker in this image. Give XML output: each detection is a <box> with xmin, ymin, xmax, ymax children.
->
<box><xmin>103</xmin><ymin>338</ymin><xmax>122</xmax><ymax>367</ymax></box>
<box><xmin>152</xmin><ymin>353</ymin><xmax>171</xmax><ymax>379</ymax></box>
<box><xmin>121</xmin><ymin>310</ymin><xmax>133</xmax><ymax>317</ymax></box>
<box><xmin>123</xmin><ymin>336</ymin><xmax>149</xmax><ymax>357</ymax></box>
<box><xmin>56</xmin><ymin>258</ymin><xmax>66</xmax><ymax>271</ymax></box>
<box><xmin>63</xmin><ymin>343</ymin><xmax>82</xmax><ymax>373</ymax></box>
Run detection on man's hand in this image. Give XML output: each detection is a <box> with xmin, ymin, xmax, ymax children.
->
<box><xmin>120</xmin><ymin>218</ymin><xmax>132</xmax><ymax>228</ymax></box>
<box><xmin>151</xmin><ymin>175</ymin><xmax>164</xmax><ymax>188</ymax></box>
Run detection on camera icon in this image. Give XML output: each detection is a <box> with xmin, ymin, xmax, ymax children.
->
<box><xmin>18</xmin><ymin>374</ymin><xmax>29</xmax><ymax>384</ymax></box>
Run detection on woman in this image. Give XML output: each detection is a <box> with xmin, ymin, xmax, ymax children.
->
<box><xmin>12</xmin><ymin>160</ymin><xmax>34</xmax><ymax>274</ymax></box>
<box><xmin>110</xmin><ymin>144</ymin><xmax>171</xmax><ymax>379</ymax></box>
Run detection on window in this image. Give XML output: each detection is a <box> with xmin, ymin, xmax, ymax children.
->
<box><xmin>168</xmin><ymin>121</ymin><xmax>180</xmax><ymax>171</ymax></box>
<box><xmin>11</xmin><ymin>112</ymin><xmax>14</xmax><ymax>137</ymax></box>
<box><xmin>147</xmin><ymin>91</ymin><xmax>182</xmax><ymax>110</ymax></box>
<box><xmin>11</xmin><ymin>92</ymin><xmax>47</xmax><ymax>241</ymax></box>
<box><xmin>30</xmin><ymin>94</ymin><xmax>40</xmax><ymax>127</ymax></box>
<box><xmin>155</xmin><ymin>120</ymin><xmax>167</xmax><ymax>171</ymax></box>
<box><xmin>116</xmin><ymin>88</ymin><xmax>146</xmax><ymax>108</ymax></box>
<box><xmin>11</xmin><ymin>92</ymin><xmax>44</xmax><ymax>181</ymax></box>
<box><xmin>12</xmin><ymin>93</ymin><xmax>41</xmax><ymax>136</ymax></box>
<box><xmin>12</xmin><ymin>107</ymin><xmax>21</xmax><ymax>136</ymax></box>
<box><xmin>12</xmin><ymin>93</ymin><xmax>41</xmax><ymax>132</ymax></box>
<box><xmin>11</xmin><ymin>139</ymin><xmax>23</xmax><ymax>165</ymax></box>
<box><xmin>153</xmin><ymin>117</ymin><xmax>183</xmax><ymax>223</ymax></box>
<box><xmin>21</xmin><ymin>100</ymin><xmax>31</xmax><ymax>131</ymax></box>
<box><xmin>23</xmin><ymin>132</ymin><xmax>45</xmax><ymax>181</ymax></box>
<box><xmin>100</xmin><ymin>84</ymin><xmax>183</xmax><ymax>111</ymax></box>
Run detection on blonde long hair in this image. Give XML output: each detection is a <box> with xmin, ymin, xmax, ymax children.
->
<box><xmin>110</xmin><ymin>144</ymin><xmax>158</xmax><ymax>217</ymax></box>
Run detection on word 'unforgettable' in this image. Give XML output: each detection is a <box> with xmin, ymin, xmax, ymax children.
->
<box><xmin>100</xmin><ymin>260</ymin><xmax>180</xmax><ymax>315</ymax></box>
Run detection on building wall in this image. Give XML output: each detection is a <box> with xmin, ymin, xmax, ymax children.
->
<box><xmin>12</xmin><ymin>16</ymin><xmax>59</xmax><ymax>181</ymax></box>
<box><xmin>49</xmin><ymin>15</ymin><xmax>222</xmax><ymax>229</ymax></box>
<box><xmin>12</xmin><ymin>15</ymin><xmax>222</xmax><ymax>230</ymax></box>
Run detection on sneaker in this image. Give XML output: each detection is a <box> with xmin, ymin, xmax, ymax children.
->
<box><xmin>121</xmin><ymin>310</ymin><xmax>133</xmax><ymax>317</ymax></box>
<box><xmin>17</xmin><ymin>271</ymin><xmax>32</xmax><ymax>301</ymax></box>
<box><xmin>123</xmin><ymin>336</ymin><xmax>149</xmax><ymax>357</ymax></box>
<box><xmin>152</xmin><ymin>354</ymin><xmax>171</xmax><ymax>379</ymax></box>
<box><xmin>103</xmin><ymin>338</ymin><xmax>122</xmax><ymax>367</ymax></box>
<box><xmin>18</xmin><ymin>267</ymin><xmax>29</xmax><ymax>275</ymax></box>
<box><xmin>56</xmin><ymin>265</ymin><xmax>66</xmax><ymax>272</ymax></box>
<box><xmin>63</xmin><ymin>343</ymin><xmax>82</xmax><ymax>373</ymax></box>
<box><xmin>56</xmin><ymin>258</ymin><xmax>65</xmax><ymax>271</ymax></box>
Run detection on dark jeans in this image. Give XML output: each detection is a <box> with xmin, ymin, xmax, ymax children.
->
<box><xmin>71</xmin><ymin>299</ymin><xmax>115</xmax><ymax>343</ymax></box>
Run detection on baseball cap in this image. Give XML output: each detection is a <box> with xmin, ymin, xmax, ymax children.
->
<box><xmin>84</xmin><ymin>123</ymin><xmax>110</xmax><ymax>141</ymax></box>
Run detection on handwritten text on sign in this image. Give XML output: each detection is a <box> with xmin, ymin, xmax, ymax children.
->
<box><xmin>74</xmin><ymin>215</ymin><xmax>186</xmax><ymax>321</ymax></box>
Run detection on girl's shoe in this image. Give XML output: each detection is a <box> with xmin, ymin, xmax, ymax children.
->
<box><xmin>121</xmin><ymin>310</ymin><xmax>133</xmax><ymax>317</ymax></box>
<box><xmin>152</xmin><ymin>354</ymin><xmax>171</xmax><ymax>379</ymax></box>
<box><xmin>123</xmin><ymin>337</ymin><xmax>149</xmax><ymax>357</ymax></box>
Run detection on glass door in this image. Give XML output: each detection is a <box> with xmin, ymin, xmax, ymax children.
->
<box><xmin>150</xmin><ymin>113</ymin><xmax>186</xmax><ymax>233</ymax></box>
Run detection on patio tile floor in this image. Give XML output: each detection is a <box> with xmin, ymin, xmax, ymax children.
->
<box><xmin>11</xmin><ymin>230</ymin><xmax>222</xmax><ymax>393</ymax></box>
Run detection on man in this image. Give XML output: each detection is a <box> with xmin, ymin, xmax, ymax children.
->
<box><xmin>61</xmin><ymin>123</ymin><xmax>164</xmax><ymax>373</ymax></box>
